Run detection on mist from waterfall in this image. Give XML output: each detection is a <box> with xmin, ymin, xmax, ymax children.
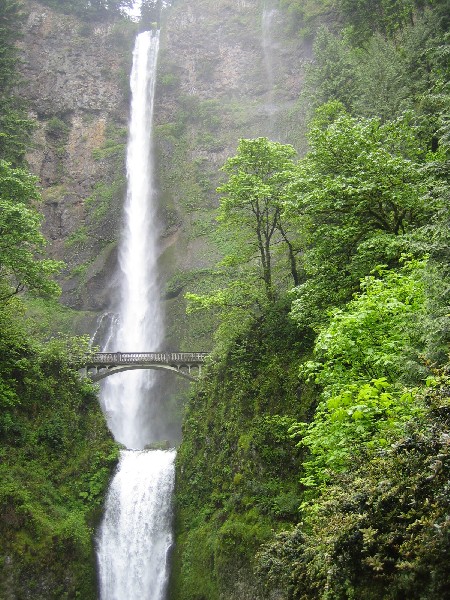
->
<box><xmin>97</xmin><ymin>29</ymin><xmax>175</xmax><ymax>600</ymax></box>
<box><xmin>262</xmin><ymin>1</ymin><xmax>278</xmax><ymax>134</ymax></box>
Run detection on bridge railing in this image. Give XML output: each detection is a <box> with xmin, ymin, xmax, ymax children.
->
<box><xmin>88</xmin><ymin>352</ymin><xmax>208</xmax><ymax>365</ymax></box>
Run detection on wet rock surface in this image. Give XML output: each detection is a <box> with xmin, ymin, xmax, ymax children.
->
<box><xmin>18</xmin><ymin>0</ymin><xmax>132</xmax><ymax>310</ymax></box>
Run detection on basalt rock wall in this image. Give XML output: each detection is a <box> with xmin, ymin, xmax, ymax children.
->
<box><xmin>19</xmin><ymin>0</ymin><xmax>136</xmax><ymax>314</ymax></box>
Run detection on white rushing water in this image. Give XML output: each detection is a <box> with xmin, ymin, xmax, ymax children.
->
<box><xmin>97</xmin><ymin>29</ymin><xmax>175</xmax><ymax>600</ymax></box>
<box><xmin>100</xmin><ymin>30</ymin><xmax>163</xmax><ymax>450</ymax></box>
<box><xmin>98</xmin><ymin>451</ymin><xmax>175</xmax><ymax>600</ymax></box>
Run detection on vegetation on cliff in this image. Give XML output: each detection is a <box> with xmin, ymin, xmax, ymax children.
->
<box><xmin>171</xmin><ymin>301</ymin><xmax>312</xmax><ymax>599</ymax></box>
<box><xmin>0</xmin><ymin>308</ymin><xmax>118</xmax><ymax>599</ymax></box>
<box><xmin>0</xmin><ymin>0</ymin><xmax>35</xmax><ymax>164</ymax></box>
<box><xmin>0</xmin><ymin>2</ymin><xmax>118</xmax><ymax>597</ymax></box>
<box><xmin>36</xmin><ymin>0</ymin><xmax>133</xmax><ymax>20</ymax></box>
<box><xmin>172</xmin><ymin>1</ymin><xmax>450</xmax><ymax>598</ymax></box>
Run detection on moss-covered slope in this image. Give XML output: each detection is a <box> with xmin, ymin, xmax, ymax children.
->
<box><xmin>0</xmin><ymin>303</ymin><xmax>118</xmax><ymax>599</ymax></box>
<box><xmin>170</xmin><ymin>302</ymin><xmax>315</xmax><ymax>600</ymax></box>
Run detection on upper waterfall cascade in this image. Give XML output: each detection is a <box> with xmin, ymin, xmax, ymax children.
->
<box><xmin>99</xmin><ymin>29</ymin><xmax>162</xmax><ymax>450</ymax></box>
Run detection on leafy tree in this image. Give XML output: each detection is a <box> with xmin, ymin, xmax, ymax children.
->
<box><xmin>0</xmin><ymin>160</ymin><xmax>63</xmax><ymax>302</ymax></box>
<box><xmin>186</xmin><ymin>138</ymin><xmax>302</xmax><ymax>350</ymax></box>
<box><xmin>217</xmin><ymin>137</ymin><xmax>299</xmax><ymax>300</ymax></box>
<box><xmin>288</xmin><ymin>103</ymin><xmax>433</xmax><ymax>326</ymax></box>
<box><xmin>333</xmin><ymin>0</ymin><xmax>450</xmax><ymax>42</ymax></box>
<box><xmin>416</xmin><ymin>91</ymin><xmax>450</xmax><ymax>362</ymax></box>
<box><xmin>304</xmin><ymin>7</ymin><xmax>448</xmax><ymax>139</ymax></box>
<box><xmin>290</xmin><ymin>260</ymin><xmax>426</xmax><ymax>492</ymax></box>
<box><xmin>279</xmin><ymin>0</ymin><xmax>335</xmax><ymax>35</ymax></box>
<box><xmin>258</xmin><ymin>370</ymin><xmax>450</xmax><ymax>599</ymax></box>
<box><xmin>279</xmin><ymin>0</ymin><xmax>449</xmax><ymax>39</ymax></box>
<box><xmin>304</xmin><ymin>27</ymin><xmax>359</xmax><ymax>112</ymax></box>
<box><xmin>185</xmin><ymin>276</ymin><xmax>263</xmax><ymax>353</ymax></box>
<box><xmin>336</xmin><ymin>0</ymin><xmax>416</xmax><ymax>42</ymax></box>
<box><xmin>0</xmin><ymin>3</ymin><xmax>119</xmax><ymax>596</ymax></box>
<box><xmin>175</xmin><ymin>2</ymin><xmax>450</xmax><ymax>598</ymax></box>
<box><xmin>302</xmin><ymin>260</ymin><xmax>427</xmax><ymax>392</ymax></box>
<box><xmin>0</xmin><ymin>4</ymin><xmax>61</xmax><ymax>299</ymax></box>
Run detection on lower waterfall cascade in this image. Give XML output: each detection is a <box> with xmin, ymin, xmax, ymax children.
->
<box><xmin>97</xmin><ymin>451</ymin><xmax>175</xmax><ymax>600</ymax></box>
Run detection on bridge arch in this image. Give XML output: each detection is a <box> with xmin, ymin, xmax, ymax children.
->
<box><xmin>81</xmin><ymin>352</ymin><xmax>208</xmax><ymax>383</ymax></box>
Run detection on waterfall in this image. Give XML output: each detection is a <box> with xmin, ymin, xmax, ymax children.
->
<box><xmin>98</xmin><ymin>450</ymin><xmax>175</xmax><ymax>600</ymax></box>
<box><xmin>100</xmin><ymin>30</ymin><xmax>162</xmax><ymax>451</ymax></box>
<box><xmin>97</xmin><ymin>29</ymin><xmax>175</xmax><ymax>600</ymax></box>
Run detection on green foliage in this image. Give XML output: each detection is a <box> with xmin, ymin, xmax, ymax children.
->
<box><xmin>185</xmin><ymin>277</ymin><xmax>262</xmax><ymax>353</ymax></box>
<box><xmin>288</xmin><ymin>105</ymin><xmax>432</xmax><ymax>326</ymax></box>
<box><xmin>91</xmin><ymin>124</ymin><xmax>127</xmax><ymax>162</ymax></box>
<box><xmin>171</xmin><ymin>305</ymin><xmax>312</xmax><ymax>600</ymax></box>
<box><xmin>65</xmin><ymin>225</ymin><xmax>89</xmax><ymax>248</ymax></box>
<box><xmin>305</xmin><ymin>8</ymin><xmax>449</xmax><ymax>141</ymax></box>
<box><xmin>0</xmin><ymin>160</ymin><xmax>64</xmax><ymax>302</ymax></box>
<box><xmin>302</xmin><ymin>260</ymin><xmax>427</xmax><ymax>391</ymax></box>
<box><xmin>419</xmin><ymin>190</ymin><xmax>450</xmax><ymax>362</ymax></box>
<box><xmin>0</xmin><ymin>298</ymin><xmax>118</xmax><ymax>597</ymax></box>
<box><xmin>173</xmin><ymin>1</ymin><xmax>450</xmax><ymax>599</ymax></box>
<box><xmin>305</xmin><ymin>27</ymin><xmax>360</xmax><ymax>111</ymax></box>
<box><xmin>337</xmin><ymin>0</ymin><xmax>417</xmax><ymax>41</ymax></box>
<box><xmin>279</xmin><ymin>0</ymin><xmax>335</xmax><ymax>36</ymax></box>
<box><xmin>160</xmin><ymin>72</ymin><xmax>179</xmax><ymax>89</ymax></box>
<box><xmin>46</xmin><ymin>116</ymin><xmax>70</xmax><ymax>140</ymax></box>
<box><xmin>84</xmin><ymin>177</ymin><xmax>126</xmax><ymax>223</ymax></box>
<box><xmin>290</xmin><ymin>261</ymin><xmax>427</xmax><ymax>494</ymax></box>
<box><xmin>335</xmin><ymin>0</ymin><xmax>450</xmax><ymax>43</ymax></box>
<box><xmin>294</xmin><ymin>379</ymin><xmax>424</xmax><ymax>493</ymax></box>
<box><xmin>257</xmin><ymin>368</ymin><xmax>450</xmax><ymax>600</ymax></box>
<box><xmin>36</xmin><ymin>0</ymin><xmax>134</xmax><ymax>21</ymax></box>
<box><xmin>0</xmin><ymin>0</ymin><xmax>35</xmax><ymax>165</ymax></box>
<box><xmin>185</xmin><ymin>138</ymin><xmax>302</xmax><ymax>351</ymax></box>
<box><xmin>0</xmin><ymin>2</ymin><xmax>121</xmax><ymax>596</ymax></box>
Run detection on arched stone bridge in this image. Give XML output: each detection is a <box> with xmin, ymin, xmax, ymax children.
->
<box><xmin>81</xmin><ymin>352</ymin><xmax>208</xmax><ymax>383</ymax></box>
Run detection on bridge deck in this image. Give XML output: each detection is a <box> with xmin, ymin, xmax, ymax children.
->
<box><xmin>87</xmin><ymin>351</ymin><xmax>208</xmax><ymax>365</ymax></box>
<box><xmin>83</xmin><ymin>351</ymin><xmax>208</xmax><ymax>382</ymax></box>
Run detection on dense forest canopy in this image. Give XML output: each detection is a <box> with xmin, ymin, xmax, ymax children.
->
<box><xmin>35</xmin><ymin>0</ymin><xmax>164</xmax><ymax>22</ymax></box>
<box><xmin>174</xmin><ymin>0</ymin><xmax>450</xmax><ymax>598</ymax></box>
<box><xmin>36</xmin><ymin>0</ymin><xmax>134</xmax><ymax>19</ymax></box>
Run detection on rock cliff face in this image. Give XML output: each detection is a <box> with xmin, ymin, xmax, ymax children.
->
<box><xmin>18</xmin><ymin>0</ymin><xmax>309</xmax><ymax>342</ymax></box>
<box><xmin>19</xmin><ymin>0</ymin><xmax>135</xmax><ymax>313</ymax></box>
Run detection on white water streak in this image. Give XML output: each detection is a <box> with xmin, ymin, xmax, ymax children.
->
<box><xmin>262</xmin><ymin>4</ymin><xmax>275</xmax><ymax>94</ymax></box>
<box><xmin>98</xmin><ymin>450</ymin><xmax>175</xmax><ymax>600</ymax></box>
<box><xmin>97</xmin><ymin>29</ymin><xmax>175</xmax><ymax>600</ymax></box>
<box><xmin>261</xmin><ymin>2</ymin><xmax>278</xmax><ymax>132</ymax></box>
<box><xmin>100</xmin><ymin>31</ymin><xmax>163</xmax><ymax>450</ymax></box>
